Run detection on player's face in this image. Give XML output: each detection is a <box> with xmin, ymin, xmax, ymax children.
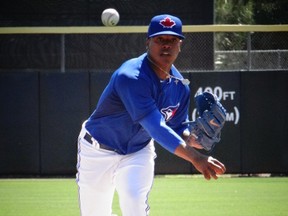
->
<box><xmin>146</xmin><ymin>35</ymin><xmax>182</xmax><ymax>67</ymax></box>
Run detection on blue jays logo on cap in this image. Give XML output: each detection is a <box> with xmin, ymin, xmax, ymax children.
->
<box><xmin>148</xmin><ymin>14</ymin><xmax>185</xmax><ymax>39</ymax></box>
<box><xmin>159</xmin><ymin>17</ymin><xmax>176</xmax><ymax>28</ymax></box>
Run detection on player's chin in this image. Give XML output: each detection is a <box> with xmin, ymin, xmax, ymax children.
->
<box><xmin>159</xmin><ymin>53</ymin><xmax>172</xmax><ymax>62</ymax></box>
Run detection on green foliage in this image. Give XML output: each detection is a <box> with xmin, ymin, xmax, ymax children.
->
<box><xmin>254</xmin><ymin>0</ymin><xmax>288</xmax><ymax>24</ymax></box>
<box><xmin>215</xmin><ymin>0</ymin><xmax>254</xmax><ymax>24</ymax></box>
<box><xmin>214</xmin><ymin>0</ymin><xmax>288</xmax><ymax>51</ymax></box>
<box><xmin>214</xmin><ymin>0</ymin><xmax>254</xmax><ymax>51</ymax></box>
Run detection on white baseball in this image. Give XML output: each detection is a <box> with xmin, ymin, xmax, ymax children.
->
<box><xmin>101</xmin><ymin>8</ymin><xmax>120</xmax><ymax>26</ymax></box>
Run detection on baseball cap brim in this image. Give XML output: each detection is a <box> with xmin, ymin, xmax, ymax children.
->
<box><xmin>148</xmin><ymin>31</ymin><xmax>185</xmax><ymax>39</ymax></box>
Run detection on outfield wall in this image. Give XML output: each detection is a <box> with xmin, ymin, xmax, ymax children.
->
<box><xmin>0</xmin><ymin>70</ymin><xmax>287</xmax><ymax>175</ymax></box>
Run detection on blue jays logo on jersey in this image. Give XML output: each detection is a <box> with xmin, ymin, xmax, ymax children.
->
<box><xmin>160</xmin><ymin>103</ymin><xmax>180</xmax><ymax>122</ymax></box>
<box><xmin>159</xmin><ymin>17</ymin><xmax>176</xmax><ymax>28</ymax></box>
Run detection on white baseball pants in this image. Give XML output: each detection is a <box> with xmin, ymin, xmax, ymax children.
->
<box><xmin>76</xmin><ymin>126</ymin><xmax>156</xmax><ymax>216</ymax></box>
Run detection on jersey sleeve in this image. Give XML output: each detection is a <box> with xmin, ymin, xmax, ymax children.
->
<box><xmin>139</xmin><ymin>108</ymin><xmax>185</xmax><ymax>153</ymax></box>
<box><xmin>114</xmin><ymin>69</ymin><xmax>157</xmax><ymax>122</ymax></box>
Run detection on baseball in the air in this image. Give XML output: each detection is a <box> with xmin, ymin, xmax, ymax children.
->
<box><xmin>101</xmin><ymin>8</ymin><xmax>120</xmax><ymax>26</ymax></box>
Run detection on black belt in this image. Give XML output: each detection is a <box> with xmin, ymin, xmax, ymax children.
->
<box><xmin>84</xmin><ymin>133</ymin><xmax>118</xmax><ymax>153</ymax></box>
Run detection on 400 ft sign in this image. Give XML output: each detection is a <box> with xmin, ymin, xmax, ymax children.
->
<box><xmin>192</xmin><ymin>86</ymin><xmax>240</xmax><ymax>125</ymax></box>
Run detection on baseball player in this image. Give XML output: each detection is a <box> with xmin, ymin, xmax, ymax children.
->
<box><xmin>76</xmin><ymin>14</ymin><xmax>226</xmax><ymax>216</ymax></box>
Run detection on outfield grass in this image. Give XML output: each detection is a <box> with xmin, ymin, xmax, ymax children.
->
<box><xmin>0</xmin><ymin>176</ymin><xmax>287</xmax><ymax>216</ymax></box>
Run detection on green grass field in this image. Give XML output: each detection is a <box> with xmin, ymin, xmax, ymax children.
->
<box><xmin>0</xmin><ymin>176</ymin><xmax>287</xmax><ymax>216</ymax></box>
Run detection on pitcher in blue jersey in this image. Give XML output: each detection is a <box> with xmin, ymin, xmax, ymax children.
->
<box><xmin>76</xmin><ymin>14</ymin><xmax>226</xmax><ymax>216</ymax></box>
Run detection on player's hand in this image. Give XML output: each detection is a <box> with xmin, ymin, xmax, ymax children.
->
<box><xmin>174</xmin><ymin>144</ymin><xmax>226</xmax><ymax>180</ymax></box>
<box><xmin>195</xmin><ymin>155</ymin><xmax>226</xmax><ymax>180</ymax></box>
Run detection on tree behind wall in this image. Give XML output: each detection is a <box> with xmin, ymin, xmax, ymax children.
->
<box><xmin>214</xmin><ymin>0</ymin><xmax>288</xmax><ymax>50</ymax></box>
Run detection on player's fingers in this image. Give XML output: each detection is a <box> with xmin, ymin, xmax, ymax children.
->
<box><xmin>212</xmin><ymin>160</ymin><xmax>226</xmax><ymax>175</ymax></box>
<box><xmin>209</xmin><ymin>156</ymin><xmax>225</xmax><ymax>168</ymax></box>
<box><xmin>214</xmin><ymin>160</ymin><xmax>226</xmax><ymax>173</ymax></box>
<box><xmin>203</xmin><ymin>167</ymin><xmax>219</xmax><ymax>180</ymax></box>
<box><xmin>203</xmin><ymin>170</ymin><xmax>217</xmax><ymax>180</ymax></box>
<box><xmin>209</xmin><ymin>167</ymin><xmax>218</xmax><ymax>180</ymax></box>
<box><xmin>208</xmin><ymin>157</ymin><xmax>226</xmax><ymax>174</ymax></box>
<box><xmin>211</xmin><ymin>163</ymin><xmax>225</xmax><ymax>175</ymax></box>
<box><xmin>203</xmin><ymin>170</ymin><xmax>211</xmax><ymax>180</ymax></box>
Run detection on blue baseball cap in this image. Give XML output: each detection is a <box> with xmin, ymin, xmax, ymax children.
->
<box><xmin>148</xmin><ymin>14</ymin><xmax>185</xmax><ymax>39</ymax></box>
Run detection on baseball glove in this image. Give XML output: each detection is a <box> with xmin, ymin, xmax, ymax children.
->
<box><xmin>186</xmin><ymin>92</ymin><xmax>226</xmax><ymax>151</ymax></box>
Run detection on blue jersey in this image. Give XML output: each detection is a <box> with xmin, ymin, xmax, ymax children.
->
<box><xmin>85</xmin><ymin>53</ymin><xmax>190</xmax><ymax>154</ymax></box>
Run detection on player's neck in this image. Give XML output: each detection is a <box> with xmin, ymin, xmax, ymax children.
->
<box><xmin>147</xmin><ymin>55</ymin><xmax>191</xmax><ymax>85</ymax></box>
<box><xmin>147</xmin><ymin>56</ymin><xmax>171</xmax><ymax>80</ymax></box>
